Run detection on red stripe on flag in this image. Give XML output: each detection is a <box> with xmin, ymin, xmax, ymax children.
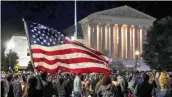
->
<box><xmin>33</xmin><ymin>57</ymin><xmax>105</xmax><ymax>65</ymax></box>
<box><xmin>35</xmin><ymin>66</ymin><xmax>110</xmax><ymax>75</ymax></box>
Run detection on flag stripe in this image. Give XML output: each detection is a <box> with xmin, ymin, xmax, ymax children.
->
<box><xmin>72</xmin><ymin>41</ymin><xmax>105</xmax><ymax>56</ymax></box>
<box><xmin>36</xmin><ymin>66</ymin><xmax>110</xmax><ymax>74</ymax></box>
<box><xmin>32</xmin><ymin>53</ymin><xmax>102</xmax><ymax>61</ymax></box>
<box><xmin>31</xmin><ymin>44</ymin><xmax>107</xmax><ymax>62</ymax></box>
<box><xmin>72</xmin><ymin>41</ymin><xmax>109</xmax><ymax>62</ymax></box>
<box><xmin>33</xmin><ymin>57</ymin><xmax>105</xmax><ymax>65</ymax></box>
<box><xmin>34</xmin><ymin>62</ymin><xmax>108</xmax><ymax>69</ymax></box>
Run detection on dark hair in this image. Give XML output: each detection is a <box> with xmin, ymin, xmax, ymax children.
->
<box><xmin>80</xmin><ymin>74</ymin><xmax>85</xmax><ymax>81</ymax></box>
<box><xmin>28</xmin><ymin>76</ymin><xmax>38</xmax><ymax>97</ymax></box>
<box><xmin>14</xmin><ymin>74</ymin><xmax>19</xmax><ymax>80</ymax></box>
<box><xmin>40</xmin><ymin>72</ymin><xmax>47</xmax><ymax>80</ymax></box>
<box><xmin>6</xmin><ymin>74</ymin><xmax>13</xmax><ymax>82</ymax></box>
<box><xmin>112</xmin><ymin>75</ymin><xmax>118</xmax><ymax>81</ymax></box>
<box><xmin>28</xmin><ymin>76</ymin><xmax>37</xmax><ymax>87</ymax></box>
<box><xmin>143</xmin><ymin>73</ymin><xmax>149</xmax><ymax>82</ymax></box>
<box><xmin>58</xmin><ymin>77</ymin><xmax>64</xmax><ymax>84</ymax></box>
<box><xmin>102</xmin><ymin>76</ymin><xmax>111</xmax><ymax>85</ymax></box>
<box><xmin>22</xmin><ymin>75</ymin><xmax>26</xmax><ymax>83</ymax></box>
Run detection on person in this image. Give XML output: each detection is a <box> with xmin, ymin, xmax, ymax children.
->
<box><xmin>156</xmin><ymin>71</ymin><xmax>172</xmax><ymax>97</ymax></box>
<box><xmin>147</xmin><ymin>72</ymin><xmax>157</xmax><ymax>96</ymax></box>
<box><xmin>63</xmin><ymin>73</ymin><xmax>73</xmax><ymax>97</ymax></box>
<box><xmin>82</xmin><ymin>77</ymin><xmax>92</xmax><ymax>97</ymax></box>
<box><xmin>112</xmin><ymin>75</ymin><xmax>123</xmax><ymax>97</ymax></box>
<box><xmin>40</xmin><ymin>72</ymin><xmax>56</xmax><ymax>97</ymax></box>
<box><xmin>97</xmin><ymin>75</ymin><xmax>119</xmax><ymax>97</ymax></box>
<box><xmin>55</xmin><ymin>76</ymin><xmax>67</xmax><ymax>97</ymax></box>
<box><xmin>73</xmin><ymin>73</ymin><xmax>82</xmax><ymax>97</ymax></box>
<box><xmin>91</xmin><ymin>74</ymin><xmax>99</xmax><ymax>97</ymax></box>
<box><xmin>7</xmin><ymin>74</ymin><xmax>14</xmax><ymax>97</ymax></box>
<box><xmin>118</xmin><ymin>72</ymin><xmax>128</xmax><ymax>97</ymax></box>
<box><xmin>134</xmin><ymin>73</ymin><xmax>154</xmax><ymax>97</ymax></box>
<box><xmin>95</xmin><ymin>74</ymin><xmax>104</xmax><ymax>93</ymax></box>
<box><xmin>23</xmin><ymin>76</ymin><xmax>41</xmax><ymax>97</ymax></box>
<box><xmin>12</xmin><ymin>74</ymin><xmax>22</xmax><ymax>97</ymax></box>
<box><xmin>21</xmin><ymin>75</ymin><xmax>27</xmax><ymax>97</ymax></box>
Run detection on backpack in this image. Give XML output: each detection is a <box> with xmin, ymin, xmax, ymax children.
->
<box><xmin>102</xmin><ymin>84</ymin><xmax>118</xmax><ymax>97</ymax></box>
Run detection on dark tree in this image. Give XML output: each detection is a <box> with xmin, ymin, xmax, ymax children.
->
<box><xmin>3</xmin><ymin>51</ymin><xmax>19</xmax><ymax>71</ymax></box>
<box><xmin>142</xmin><ymin>16</ymin><xmax>172</xmax><ymax>71</ymax></box>
<box><xmin>27</xmin><ymin>61</ymin><xmax>34</xmax><ymax>72</ymax></box>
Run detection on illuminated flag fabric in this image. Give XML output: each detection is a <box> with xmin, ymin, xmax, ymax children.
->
<box><xmin>26</xmin><ymin>22</ymin><xmax>110</xmax><ymax>74</ymax></box>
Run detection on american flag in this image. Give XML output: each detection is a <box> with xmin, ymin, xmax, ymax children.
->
<box><xmin>26</xmin><ymin>22</ymin><xmax>110</xmax><ymax>74</ymax></box>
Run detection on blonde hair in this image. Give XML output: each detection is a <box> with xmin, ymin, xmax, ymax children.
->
<box><xmin>147</xmin><ymin>72</ymin><xmax>155</xmax><ymax>84</ymax></box>
<box><xmin>159</xmin><ymin>71</ymin><xmax>169</xmax><ymax>89</ymax></box>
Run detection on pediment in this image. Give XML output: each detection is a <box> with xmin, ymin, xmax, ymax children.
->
<box><xmin>94</xmin><ymin>5</ymin><xmax>156</xmax><ymax>20</ymax></box>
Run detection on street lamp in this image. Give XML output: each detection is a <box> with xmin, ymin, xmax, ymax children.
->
<box><xmin>135</xmin><ymin>50</ymin><xmax>140</xmax><ymax>70</ymax></box>
<box><xmin>6</xmin><ymin>41</ymin><xmax>15</xmax><ymax>72</ymax></box>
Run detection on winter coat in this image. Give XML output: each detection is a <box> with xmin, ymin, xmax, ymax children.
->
<box><xmin>97</xmin><ymin>83</ymin><xmax>119</xmax><ymax>97</ymax></box>
<box><xmin>134</xmin><ymin>81</ymin><xmax>154</xmax><ymax>97</ymax></box>
<box><xmin>42</xmin><ymin>80</ymin><xmax>56</xmax><ymax>97</ymax></box>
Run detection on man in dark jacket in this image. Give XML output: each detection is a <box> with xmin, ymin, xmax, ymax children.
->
<box><xmin>40</xmin><ymin>72</ymin><xmax>56</xmax><ymax>97</ymax></box>
<box><xmin>134</xmin><ymin>73</ymin><xmax>154</xmax><ymax>97</ymax></box>
<box><xmin>63</xmin><ymin>73</ymin><xmax>73</xmax><ymax>97</ymax></box>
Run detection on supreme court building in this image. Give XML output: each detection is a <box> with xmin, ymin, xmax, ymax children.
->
<box><xmin>64</xmin><ymin>5</ymin><xmax>156</xmax><ymax>70</ymax></box>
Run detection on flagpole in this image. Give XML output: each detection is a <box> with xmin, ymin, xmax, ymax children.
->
<box><xmin>74</xmin><ymin>0</ymin><xmax>77</xmax><ymax>39</ymax></box>
<box><xmin>22</xmin><ymin>18</ymin><xmax>38</xmax><ymax>75</ymax></box>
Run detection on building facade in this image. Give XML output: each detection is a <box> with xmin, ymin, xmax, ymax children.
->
<box><xmin>5</xmin><ymin>5</ymin><xmax>156</xmax><ymax>70</ymax></box>
<box><xmin>64</xmin><ymin>5</ymin><xmax>156</xmax><ymax>70</ymax></box>
<box><xmin>4</xmin><ymin>34</ymin><xmax>30</xmax><ymax>68</ymax></box>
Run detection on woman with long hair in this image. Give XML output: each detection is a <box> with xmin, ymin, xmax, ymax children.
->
<box><xmin>23</xmin><ymin>76</ymin><xmax>40</xmax><ymax>97</ymax></box>
<box><xmin>156</xmin><ymin>71</ymin><xmax>172</xmax><ymax>97</ymax></box>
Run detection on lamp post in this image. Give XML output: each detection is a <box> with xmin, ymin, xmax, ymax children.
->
<box><xmin>135</xmin><ymin>50</ymin><xmax>140</xmax><ymax>70</ymax></box>
<box><xmin>6</xmin><ymin>41</ymin><xmax>15</xmax><ymax>72</ymax></box>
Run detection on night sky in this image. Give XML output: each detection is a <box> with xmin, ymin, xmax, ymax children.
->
<box><xmin>1</xmin><ymin>1</ymin><xmax>172</xmax><ymax>60</ymax></box>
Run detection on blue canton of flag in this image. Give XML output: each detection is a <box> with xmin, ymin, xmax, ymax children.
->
<box><xmin>27</xmin><ymin>22</ymin><xmax>66</xmax><ymax>46</ymax></box>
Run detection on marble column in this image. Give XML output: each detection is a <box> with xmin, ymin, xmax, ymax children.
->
<box><xmin>118</xmin><ymin>24</ymin><xmax>122</xmax><ymax>59</ymax></box>
<box><xmin>87</xmin><ymin>25</ymin><xmax>91</xmax><ymax>46</ymax></box>
<box><xmin>102</xmin><ymin>24</ymin><xmax>106</xmax><ymax>53</ymax></box>
<box><xmin>135</xmin><ymin>25</ymin><xmax>139</xmax><ymax>52</ymax></box>
<box><xmin>93</xmin><ymin>24</ymin><xmax>97</xmax><ymax>50</ymax></box>
<box><xmin>110</xmin><ymin>24</ymin><xmax>114</xmax><ymax>58</ymax></box>
<box><xmin>90</xmin><ymin>24</ymin><xmax>94</xmax><ymax>48</ymax></box>
<box><xmin>127</xmin><ymin>25</ymin><xmax>131</xmax><ymax>60</ymax></box>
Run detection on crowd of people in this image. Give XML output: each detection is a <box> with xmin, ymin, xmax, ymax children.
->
<box><xmin>1</xmin><ymin>70</ymin><xmax>172</xmax><ymax>97</ymax></box>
